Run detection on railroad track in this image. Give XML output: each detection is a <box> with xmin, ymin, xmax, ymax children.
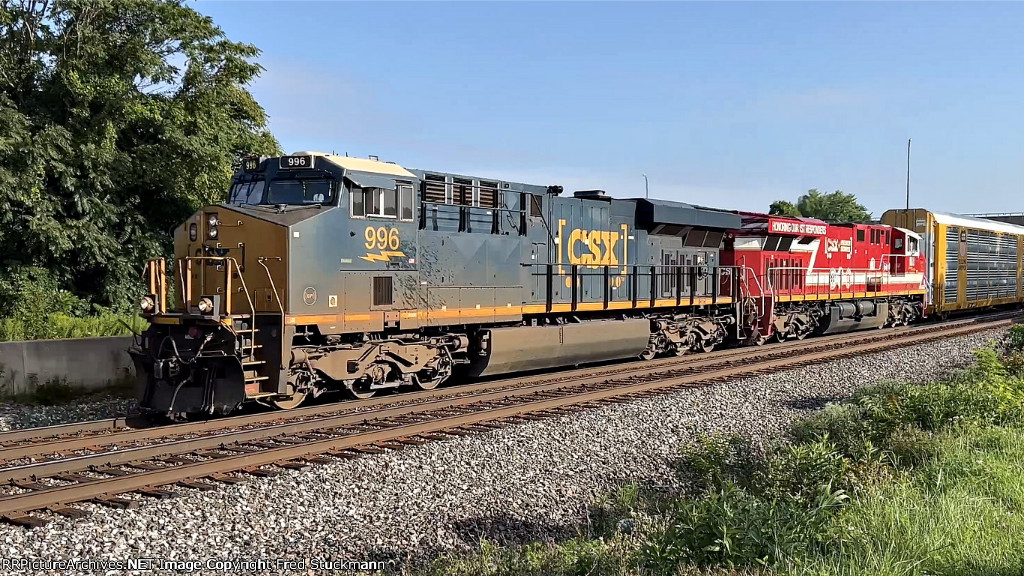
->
<box><xmin>0</xmin><ymin>312</ymin><xmax>1015</xmax><ymax>527</ymax></box>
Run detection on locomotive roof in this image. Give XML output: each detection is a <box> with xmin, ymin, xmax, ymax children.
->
<box><xmin>633</xmin><ymin>198</ymin><xmax>741</xmax><ymax>230</ymax></box>
<box><xmin>735</xmin><ymin>211</ymin><xmax>829</xmax><ymax>235</ymax></box>
<box><xmin>293</xmin><ymin>152</ymin><xmax>417</xmax><ymax>179</ymax></box>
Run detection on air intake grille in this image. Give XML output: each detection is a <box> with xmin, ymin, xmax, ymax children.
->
<box><xmin>373</xmin><ymin>276</ymin><xmax>393</xmax><ymax>306</ymax></box>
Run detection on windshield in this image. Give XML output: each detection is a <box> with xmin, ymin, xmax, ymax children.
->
<box><xmin>265</xmin><ymin>179</ymin><xmax>335</xmax><ymax>205</ymax></box>
<box><xmin>229</xmin><ymin>180</ymin><xmax>266</xmax><ymax>205</ymax></box>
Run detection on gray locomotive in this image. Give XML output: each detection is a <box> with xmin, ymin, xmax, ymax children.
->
<box><xmin>133</xmin><ymin>152</ymin><xmax>744</xmax><ymax>416</ymax></box>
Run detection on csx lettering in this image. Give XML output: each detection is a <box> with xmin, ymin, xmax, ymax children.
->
<box><xmin>364</xmin><ymin>226</ymin><xmax>400</xmax><ymax>251</ymax></box>
<box><xmin>567</xmin><ymin>230</ymin><xmax>620</xmax><ymax>266</ymax></box>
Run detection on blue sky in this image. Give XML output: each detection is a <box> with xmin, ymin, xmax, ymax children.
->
<box><xmin>193</xmin><ymin>1</ymin><xmax>1023</xmax><ymax>216</ymax></box>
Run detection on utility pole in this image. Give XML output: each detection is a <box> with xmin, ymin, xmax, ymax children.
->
<box><xmin>642</xmin><ymin>173</ymin><xmax>649</xmax><ymax>199</ymax></box>
<box><xmin>906</xmin><ymin>138</ymin><xmax>911</xmax><ymax>210</ymax></box>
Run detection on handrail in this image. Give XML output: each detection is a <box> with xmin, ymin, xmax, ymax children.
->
<box><xmin>763</xmin><ymin>265</ymin><xmax>915</xmax><ymax>300</ymax></box>
<box><xmin>176</xmin><ymin>255</ymin><xmax>258</xmax><ymax>318</ymax></box>
<box><xmin>257</xmin><ymin>257</ymin><xmax>287</xmax><ymax>375</ymax></box>
<box><xmin>143</xmin><ymin>258</ymin><xmax>169</xmax><ymax>314</ymax></box>
<box><xmin>257</xmin><ymin>257</ymin><xmax>286</xmax><ymax>316</ymax></box>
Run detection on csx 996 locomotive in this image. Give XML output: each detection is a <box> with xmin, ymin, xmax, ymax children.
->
<box><xmin>132</xmin><ymin>152</ymin><xmax>1024</xmax><ymax>416</ymax></box>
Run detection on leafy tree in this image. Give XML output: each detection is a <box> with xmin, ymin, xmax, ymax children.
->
<box><xmin>769</xmin><ymin>189</ymin><xmax>872</xmax><ymax>223</ymax></box>
<box><xmin>768</xmin><ymin>200</ymin><xmax>801</xmax><ymax>218</ymax></box>
<box><xmin>0</xmin><ymin>0</ymin><xmax>279</xmax><ymax>318</ymax></box>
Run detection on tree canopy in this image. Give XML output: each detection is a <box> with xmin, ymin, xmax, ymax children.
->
<box><xmin>0</xmin><ymin>0</ymin><xmax>279</xmax><ymax>317</ymax></box>
<box><xmin>769</xmin><ymin>189</ymin><xmax>872</xmax><ymax>223</ymax></box>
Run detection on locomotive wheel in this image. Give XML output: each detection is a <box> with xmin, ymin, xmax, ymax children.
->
<box><xmin>698</xmin><ymin>340</ymin><xmax>716</xmax><ymax>353</ymax></box>
<box><xmin>343</xmin><ymin>379</ymin><xmax>376</xmax><ymax>400</ymax></box>
<box><xmin>413</xmin><ymin>373</ymin><xmax>441</xmax><ymax>391</ymax></box>
<box><xmin>795</xmin><ymin>329</ymin><xmax>808</xmax><ymax>340</ymax></box>
<box><xmin>270</xmin><ymin>383</ymin><xmax>307</xmax><ymax>410</ymax></box>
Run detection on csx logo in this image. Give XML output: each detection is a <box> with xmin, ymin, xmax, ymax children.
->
<box><xmin>567</xmin><ymin>229</ymin><xmax>621</xmax><ymax>266</ymax></box>
<box><xmin>557</xmin><ymin>220</ymin><xmax>629</xmax><ymax>268</ymax></box>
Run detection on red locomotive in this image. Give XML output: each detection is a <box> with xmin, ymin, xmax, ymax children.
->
<box><xmin>722</xmin><ymin>212</ymin><xmax>927</xmax><ymax>343</ymax></box>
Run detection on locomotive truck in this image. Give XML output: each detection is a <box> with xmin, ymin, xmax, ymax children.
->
<box><xmin>131</xmin><ymin>152</ymin><xmax>1024</xmax><ymax>417</ymax></box>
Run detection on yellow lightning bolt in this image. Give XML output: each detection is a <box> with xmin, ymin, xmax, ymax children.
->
<box><xmin>360</xmin><ymin>250</ymin><xmax>407</xmax><ymax>263</ymax></box>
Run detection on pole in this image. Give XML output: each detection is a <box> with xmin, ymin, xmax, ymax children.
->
<box><xmin>643</xmin><ymin>173</ymin><xmax>649</xmax><ymax>199</ymax></box>
<box><xmin>906</xmin><ymin>138</ymin><xmax>911</xmax><ymax>210</ymax></box>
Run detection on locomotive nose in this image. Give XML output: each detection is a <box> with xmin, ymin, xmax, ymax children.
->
<box><xmin>175</xmin><ymin>206</ymin><xmax>290</xmax><ymax>316</ymax></box>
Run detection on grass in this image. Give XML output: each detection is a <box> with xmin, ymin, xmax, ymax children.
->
<box><xmin>414</xmin><ymin>325</ymin><xmax>1024</xmax><ymax>576</ymax></box>
<box><xmin>805</xmin><ymin>424</ymin><xmax>1024</xmax><ymax>576</ymax></box>
<box><xmin>0</xmin><ymin>312</ymin><xmax>147</xmax><ymax>341</ymax></box>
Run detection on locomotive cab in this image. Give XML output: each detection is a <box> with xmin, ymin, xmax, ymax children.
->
<box><xmin>132</xmin><ymin>152</ymin><xmax>452</xmax><ymax>416</ymax></box>
<box><xmin>889</xmin><ymin>228</ymin><xmax>922</xmax><ymax>276</ymax></box>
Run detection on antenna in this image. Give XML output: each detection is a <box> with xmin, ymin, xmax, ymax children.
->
<box><xmin>906</xmin><ymin>138</ymin><xmax>911</xmax><ymax>210</ymax></box>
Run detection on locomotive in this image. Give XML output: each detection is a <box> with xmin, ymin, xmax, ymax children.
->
<box><xmin>131</xmin><ymin>152</ymin><xmax>1024</xmax><ymax>417</ymax></box>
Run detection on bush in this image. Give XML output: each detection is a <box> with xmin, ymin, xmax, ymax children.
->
<box><xmin>678</xmin><ymin>433</ymin><xmax>758</xmax><ymax>493</ymax></box>
<box><xmin>0</xmin><ymin>312</ymin><xmax>147</xmax><ymax>341</ymax></box>
<box><xmin>0</xmin><ymin>265</ymin><xmax>148</xmax><ymax>341</ymax></box>
<box><xmin>638</xmin><ymin>481</ymin><xmax>848</xmax><ymax>572</ymax></box>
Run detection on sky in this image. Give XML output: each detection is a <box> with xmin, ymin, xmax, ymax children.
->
<box><xmin>192</xmin><ymin>1</ymin><xmax>1024</xmax><ymax>216</ymax></box>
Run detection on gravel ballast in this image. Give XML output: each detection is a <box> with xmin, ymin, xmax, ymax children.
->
<box><xmin>0</xmin><ymin>394</ymin><xmax>137</xmax><ymax>432</ymax></box>
<box><xmin>0</xmin><ymin>328</ymin><xmax>1007</xmax><ymax>574</ymax></box>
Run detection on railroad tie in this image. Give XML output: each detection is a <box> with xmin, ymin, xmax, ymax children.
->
<box><xmin>242</xmin><ymin>468</ymin><xmax>281</xmax><ymax>478</ymax></box>
<box><xmin>2</xmin><ymin>514</ymin><xmax>47</xmax><ymax>528</ymax></box>
<box><xmin>136</xmin><ymin>488</ymin><xmax>176</xmax><ymax>500</ymax></box>
<box><xmin>274</xmin><ymin>461</ymin><xmax>312</xmax><ymax>471</ymax></box>
<box><xmin>176</xmin><ymin>480</ymin><xmax>217</xmax><ymax>491</ymax></box>
<box><xmin>47</xmin><ymin>506</ymin><xmax>88</xmax><ymax>519</ymax></box>
<box><xmin>209</xmin><ymin>474</ymin><xmax>247</xmax><ymax>485</ymax></box>
<box><xmin>91</xmin><ymin>496</ymin><xmax>138</xmax><ymax>510</ymax></box>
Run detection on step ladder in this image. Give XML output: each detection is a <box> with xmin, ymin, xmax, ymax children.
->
<box><xmin>236</xmin><ymin>322</ymin><xmax>268</xmax><ymax>395</ymax></box>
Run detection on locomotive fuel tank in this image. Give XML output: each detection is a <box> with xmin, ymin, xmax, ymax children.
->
<box><xmin>818</xmin><ymin>300</ymin><xmax>889</xmax><ymax>334</ymax></box>
<box><xmin>465</xmin><ymin>319</ymin><xmax>652</xmax><ymax>377</ymax></box>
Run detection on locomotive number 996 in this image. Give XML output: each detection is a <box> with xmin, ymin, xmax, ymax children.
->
<box><xmin>364</xmin><ymin>226</ymin><xmax>401</xmax><ymax>251</ymax></box>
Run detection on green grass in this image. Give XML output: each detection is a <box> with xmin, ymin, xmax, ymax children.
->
<box><xmin>0</xmin><ymin>312</ymin><xmax>147</xmax><ymax>341</ymax></box>
<box><xmin>804</xmin><ymin>425</ymin><xmax>1024</xmax><ymax>576</ymax></box>
<box><xmin>414</xmin><ymin>325</ymin><xmax>1024</xmax><ymax>576</ymax></box>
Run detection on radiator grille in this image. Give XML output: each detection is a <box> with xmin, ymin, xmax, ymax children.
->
<box><xmin>422</xmin><ymin>174</ymin><xmax>447</xmax><ymax>204</ymax></box>
<box><xmin>372</xmin><ymin>276</ymin><xmax>393</xmax><ymax>306</ymax></box>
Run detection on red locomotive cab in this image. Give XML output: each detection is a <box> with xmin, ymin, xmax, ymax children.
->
<box><xmin>888</xmin><ymin>227</ymin><xmax>923</xmax><ymax>276</ymax></box>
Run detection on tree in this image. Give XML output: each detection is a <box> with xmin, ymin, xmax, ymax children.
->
<box><xmin>0</xmin><ymin>0</ymin><xmax>280</xmax><ymax>317</ymax></box>
<box><xmin>768</xmin><ymin>189</ymin><xmax>872</xmax><ymax>223</ymax></box>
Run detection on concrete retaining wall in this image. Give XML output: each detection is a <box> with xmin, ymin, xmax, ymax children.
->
<box><xmin>0</xmin><ymin>336</ymin><xmax>134</xmax><ymax>395</ymax></box>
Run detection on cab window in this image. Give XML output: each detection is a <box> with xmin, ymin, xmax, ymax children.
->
<box><xmin>352</xmin><ymin>185</ymin><xmax>414</xmax><ymax>221</ymax></box>
<box><xmin>265</xmin><ymin>179</ymin><xmax>334</xmax><ymax>205</ymax></box>
<box><xmin>228</xmin><ymin>180</ymin><xmax>265</xmax><ymax>205</ymax></box>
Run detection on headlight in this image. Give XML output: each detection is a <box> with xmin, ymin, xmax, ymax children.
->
<box><xmin>189</xmin><ymin>223</ymin><xmax>198</xmax><ymax>241</ymax></box>
<box><xmin>206</xmin><ymin>213</ymin><xmax>219</xmax><ymax>239</ymax></box>
<box><xmin>197</xmin><ymin>297</ymin><xmax>214</xmax><ymax>314</ymax></box>
<box><xmin>140</xmin><ymin>295</ymin><xmax>155</xmax><ymax>313</ymax></box>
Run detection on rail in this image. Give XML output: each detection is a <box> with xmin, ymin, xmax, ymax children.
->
<box><xmin>0</xmin><ymin>313</ymin><xmax>1012</xmax><ymax>527</ymax></box>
